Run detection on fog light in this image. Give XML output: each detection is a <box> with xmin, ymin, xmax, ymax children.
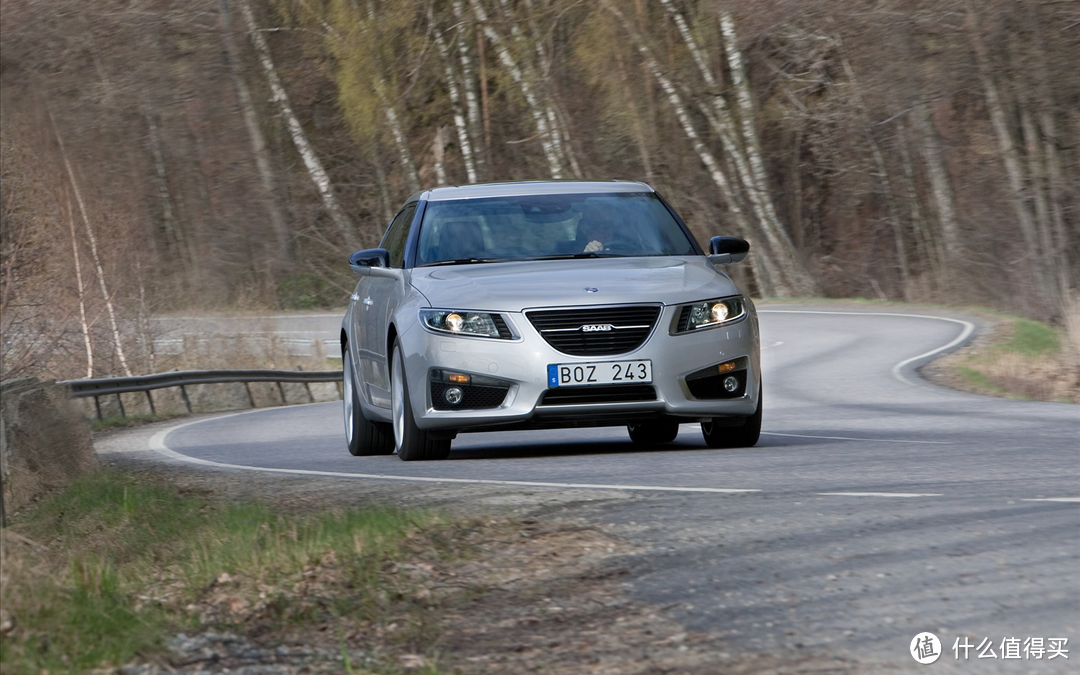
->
<box><xmin>723</xmin><ymin>376</ymin><xmax>739</xmax><ymax>393</ymax></box>
<box><xmin>444</xmin><ymin>387</ymin><xmax>464</xmax><ymax>405</ymax></box>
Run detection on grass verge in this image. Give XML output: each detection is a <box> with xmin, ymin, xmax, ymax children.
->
<box><xmin>944</xmin><ymin>314</ymin><xmax>1077</xmax><ymax>402</ymax></box>
<box><xmin>0</xmin><ymin>469</ymin><xmax>469</xmax><ymax>674</ymax></box>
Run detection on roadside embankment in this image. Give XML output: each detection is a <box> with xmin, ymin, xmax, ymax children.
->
<box><xmin>0</xmin><ymin>378</ymin><xmax>98</xmax><ymax>519</ymax></box>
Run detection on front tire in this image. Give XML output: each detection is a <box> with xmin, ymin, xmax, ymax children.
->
<box><xmin>701</xmin><ymin>386</ymin><xmax>762</xmax><ymax>449</ymax></box>
<box><xmin>343</xmin><ymin>350</ymin><xmax>394</xmax><ymax>456</ymax></box>
<box><xmin>627</xmin><ymin>419</ymin><xmax>680</xmax><ymax>446</ymax></box>
<box><xmin>391</xmin><ymin>341</ymin><xmax>451</xmax><ymax>461</ymax></box>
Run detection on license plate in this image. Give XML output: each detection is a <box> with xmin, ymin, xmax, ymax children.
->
<box><xmin>547</xmin><ymin>360</ymin><xmax>653</xmax><ymax>387</ymax></box>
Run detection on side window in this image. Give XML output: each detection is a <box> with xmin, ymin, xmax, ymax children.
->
<box><xmin>380</xmin><ymin>203</ymin><xmax>417</xmax><ymax>268</ymax></box>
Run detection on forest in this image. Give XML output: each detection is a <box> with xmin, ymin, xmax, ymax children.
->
<box><xmin>1</xmin><ymin>0</ymin><xmax>1077</xmax><ymax>380</ymax></box>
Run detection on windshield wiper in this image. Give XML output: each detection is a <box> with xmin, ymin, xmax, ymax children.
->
<box><xmin>529</xmin><ymin>252</ymin><xmax>615</xmax><ymax>261</ymax></box>
<box><xmin>423</xmin><ymin>257</ymin><xmax>509</xmax><ymax>267</ymax></box>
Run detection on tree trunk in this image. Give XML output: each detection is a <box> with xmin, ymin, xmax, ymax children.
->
<box><xmin>469</xmin><ymin>0</ymin><xmax>563</xmax><ymax>179</ymax></box>
<box><xmin>433</xmin><ymin>21</ymin><xmax>479</xmax><ymax>183</ymax></box>
<box><xmin>239</xmin><ymin>0</ymin><xmax>354</xmax><ymax>241</ymax></box>
<box><xmin>966</xmin><ymin>5</ymin><xmax>1053</xmax><ymax>307</ymax></box>
<box><xmin>65</xmin><ymin>189</ymin><xmax>94</xmax><ymax>378</ymax></box>
<box><xmin>911</xmin><ymin>102</ymin><xmax>960</xmax><ymax>269</ymax></box>
<box><xmin>219</xmin><ymin>0</ymin><xmax>292</xmax><ymax>264</ymax></box>
<box><xmin>603</xmin><ymin>1</ymin><xmax>780</xmax><ymax>294</ymax></box>
<box><xmin>47</xmin><ymin>101</ymin><xmax>133</xmax><ymax>377</ymax></box>
<box><xmin>838</xmin><ymin>53</ymin><xmax>910</xmax><ymax>298</ymax></box>
<box><xmin>142</xmin><ymin>108</ymin><xmax>188</xmax><ymax>272</ymax></box>
<box><xmin>452</xmin><ymin>0</ymin><xmax>485</xmax><ymax>176</ymax></box>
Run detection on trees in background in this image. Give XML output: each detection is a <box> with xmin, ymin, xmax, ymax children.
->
<box><xmin>1</xmin><ymin>0</ymin><xmax>1076</xmax><ymax>379</ymax></box>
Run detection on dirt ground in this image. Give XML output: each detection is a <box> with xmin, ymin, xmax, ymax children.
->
<box><xmin>96</xmin><ymin>452</ymin><xmax>848</xmax><ymax>675</ymax></box>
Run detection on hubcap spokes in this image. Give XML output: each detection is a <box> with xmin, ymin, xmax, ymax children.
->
<box><xmin>343</xmin><ymin>355</ymin><xmax>354</xmax><ymax>442</ymax></box>
<box><xmin>392</xmin><ymin>350</ymin><xmax>405</xmax><ymax>450</ymax></box>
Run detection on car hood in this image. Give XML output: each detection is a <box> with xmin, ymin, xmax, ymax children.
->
<box><xmin>409</xmin><ymin>256</ymin><xmax>739</xmax><ymax>311</ymax></box>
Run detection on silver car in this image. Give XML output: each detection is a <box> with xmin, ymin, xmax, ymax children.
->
<box><xmin>341</xmin><ymin>181</ymin><xmax>761</xmax><ymax>460</ymax></box>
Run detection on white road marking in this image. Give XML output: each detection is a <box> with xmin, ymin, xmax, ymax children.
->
<box><xmin>762</xmin><ymin>431</ymin><xmax>950</xmax><ymax>445</ymax></box>
<box><xmin>148</xmin><ymin>416</ymin><xmax>760</xmax><ymax>495</ymax></box>
<box><xmin>818</xmin><ymin>492</ymin><xmax>943</xmax><ymax>498</ymax></box>
<box><xmin>759</xmin><ymin>309</ymin><xmax>975</xmax><ymax>387</ymax></box>
<box><xmin>1021</xmin><ymin>498</ymin><xmax>1080</xmax><ymax>504</ymax></box>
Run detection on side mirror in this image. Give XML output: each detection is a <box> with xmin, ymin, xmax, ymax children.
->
<box><xmin>348</xmin><ymin>248</ymin><xmax>398</xmax><ymax>278</ymax></box>
<box><xmin>707</xmin><ymin>236</ymin><xmax>750</xmax><ymax>265</ymax></box>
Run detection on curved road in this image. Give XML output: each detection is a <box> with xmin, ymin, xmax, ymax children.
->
<box><xmin>148</xmin><ymin>306</ymin><xmax>1078</xmax><ymax>671</ymax></box>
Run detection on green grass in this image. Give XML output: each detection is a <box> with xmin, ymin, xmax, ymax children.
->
<box><xmin>958</xmin><ymin>365</ymin><xmax>1003</xmax><ymax>393</ymax></box>
<box><xmin>2</xmin><ymin>470</ymin><xmax>454</xmax><ymax>674</ymax></box>
<box><xmin>1003</xmin><ymin>318</ymin><xmax>1060</xmax><ymax>357</ymax></box>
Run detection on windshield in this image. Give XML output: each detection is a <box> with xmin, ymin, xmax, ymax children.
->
<box><xmin>415</xmin><ymin>192</ymin><xmax>696</xmax><ymax>266</ymax></box>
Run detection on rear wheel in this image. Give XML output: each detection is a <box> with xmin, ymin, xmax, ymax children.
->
<box><xmin>627</xmin><ymin>419</ymin><xmax>680</xmax><ymax>446</ymax></box>
<box><xmin>343</xmin><ymin>350</ymin><xmax>394</xmax><ymax>456</ymax></box>
<box><xmin>701</xmin><ymin>387</ymin><xmax>762</xmax><ymax>449</ymax></box>
<box><xmin>391</xmin><ymin>342</ymin><xmax>451</xmax><ymax>461</ymax></box>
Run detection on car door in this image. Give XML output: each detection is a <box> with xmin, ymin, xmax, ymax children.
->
<box><xmin>354</xmin><ymin>202</ymin><xmax>416</xmax><ymax>408</ymax></box>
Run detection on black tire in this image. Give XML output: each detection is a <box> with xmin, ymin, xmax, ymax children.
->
<box><xmin>701</xmin><ymin>386</ymin><xmax>762</xmax><ymax>449</ymax></box>
<box><xmin>627</xmin><ymin>419</ymin><xmax>680</xmax><ymax>446</ymax></box>
<box><xmin>391</xmin><ymin>342</ymin><xmax>451</xmax><ymax>461</ymax></box>
<box><xmin>343</xmin><ymin>350</ymin><xmax>394</xmax><ymax>456</ymax></box>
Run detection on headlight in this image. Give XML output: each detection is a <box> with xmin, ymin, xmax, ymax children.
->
<box><xmin>420</xmin><ymin>309</ymin><xmax>512</xmax><ymax>338</ymax></box>
<box><xmin>673</xmin><ymin>297</ymin><xmax>746</xmax><ymax>333</ymax></box>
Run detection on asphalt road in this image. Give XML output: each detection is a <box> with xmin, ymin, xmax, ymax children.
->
<box><xmin>145</xmin><ymin>306</ymin><xmax>1079</xmax><ymax>672</ymax></box>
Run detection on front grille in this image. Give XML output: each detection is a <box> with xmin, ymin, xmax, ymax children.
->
<box><xmin>685</xmin><ymin>368</ymin><xmax>746</xmax><ymax>399</ymax></box>
<box><xmin>430</xmin><ymin>382</ymin><xmax>509</xmax><ymax>410</ymax></box>
<box><xmin>539</xmin><ymin>384</ymin><xmax>656</xmax><ymax>406</ymax></box>
<box><xmin>527</xmin><ymin>305</ymin><xmax>661</xmax><ymax>356</ymax></box>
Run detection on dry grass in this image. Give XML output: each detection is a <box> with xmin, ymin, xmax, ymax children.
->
<box><xmin>0</xmin><ymin>470</ymin><xmax>458</xmax><ymax>674</ymax></box>
<box><xmin>929</xmin><ymin>297</ymin><xmax>1080</xmax><ymax>403</ymax></box>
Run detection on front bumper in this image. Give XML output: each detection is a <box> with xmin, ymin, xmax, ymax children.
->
<box><xmin>396</xmin><ymin>303</ymin><xmax>761</xmax><ymax>432</ymax></box>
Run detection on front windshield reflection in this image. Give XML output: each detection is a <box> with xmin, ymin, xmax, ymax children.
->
<box><xmin>416</xmin><ymin>192</ymin><xmax>696</xmax><ymax>266</ymax></box>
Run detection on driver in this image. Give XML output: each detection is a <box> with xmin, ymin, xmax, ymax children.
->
<box><xmin>579</xmin><ymin>207</ymin><xmax>620</xmax><ymax>253</ymax></box>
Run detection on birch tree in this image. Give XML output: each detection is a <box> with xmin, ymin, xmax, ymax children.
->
<box><xmin>239</xmin><ymin>0</ymin><xmax>354</xmax><ymax>240</ymax></box>
<box><xmin>220</xmin><ymin>0</ymin><xmax>292</xmax><ymax>263</ymax></box>
<box><xmin>47</xmin><ymin>101</ymin><xmax>132</xmax><ymax>377</ymax></box>
<box><xmin>431</xmin><ymin>18</ymin><xmax>479</xmax><ymax>183</ymax></box>
<box><xmin>452</xmin><ymin>0</ymin><xmax>486</xmax><ymax>177</ymax></box>
<box><xmin>65</xmin><ymin>189</ymin><xmax>94</xmax><ymax>378</ymax></box>
<box><xmin>655</xmin><ymin>0</ymin><xmax>816</xmax><ymax>295</ymax></box>
<box><xmin>469</xmin><ymin>0</ymin><xmax>564</xmax><ymax>179</ymax></box>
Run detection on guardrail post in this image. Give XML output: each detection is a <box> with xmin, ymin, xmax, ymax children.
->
<box><xmin>276</xmin><ymin>381</ymin><xmax>286</xmax><ymax>405</ymax></box>
<box><xmin>145</xmin><ymin>390</ymin><xmax>156</xmax><ymax>415</ymax></box>
<box><xmin>93</xmin><ymin>395</ymin><xmax>103</xmax><ymax>421</ymax></box>
<box><xmin>116</xmin><ymin>393</ymin><xmax>126</xmax><ymax>418</ymax></box>
<box><xmin>179</xmin><ymin>385</ymin><xmax>192</xmax><ymax>413</ymax></box>
<box><xmin>296</xmin><ymin>366</ymin><xmax>315</xmax><ymax>403</ymax></box>
<box><xmin>243</xmin><ymin>382</ymin><xmax>256</xmax><ymax>408</ymax></box>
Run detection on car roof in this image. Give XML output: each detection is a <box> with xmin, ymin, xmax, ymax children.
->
<box><xmin>419</xmin><ymin>180</ymin><xmax>655</xmax><ymax>202</ymax></box>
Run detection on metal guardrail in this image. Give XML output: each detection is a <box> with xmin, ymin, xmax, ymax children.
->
<box><xmin>59</xmin><ymin>369</ymin><xmax>342</xmax><ymax>420</ymax></box>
